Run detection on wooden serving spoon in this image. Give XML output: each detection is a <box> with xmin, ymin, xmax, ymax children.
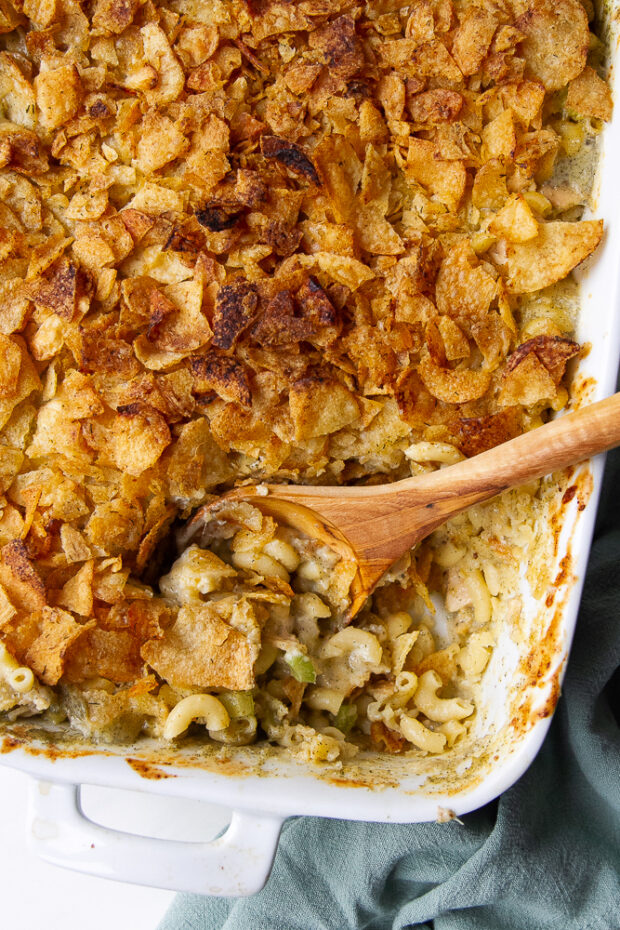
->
<box><xmin>187</xmin><ymin>393</ymin><xmax>620</xmax><ymax>621</ymax></box>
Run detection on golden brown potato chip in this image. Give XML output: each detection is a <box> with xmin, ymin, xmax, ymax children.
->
<box><xmin>314</xmin><ymin>253</ymin><xmax>375</xmax><ymax>291</ymax></box>
<box><xmin>260</xmin><ymin>135</ymin><xmax>319</xmax><ymax>185</ymax></box>
<box><xmin>62</xmin><ymin>371</ymin><xmax>104</xmax><ymax>419</ymax></box>
<box><xmin>494</xmin><ymin>81</ymin><xmax>545</xmax><ymax>126</ymax></box>
<box><xmin>408</xmin><ymin>89</ymin><xmax>463</xmax><ymax>124</ymax></box>
<box><xmin>136</xmin><ymin>112</ymin><xmax>189</xmax><ymax>175</ymax></box>
<box><xmin>134</xmin><ymin>279</ymin><xmax>213</xmax><ymax>368</ymax></box>
<box><xmin>482</xmin><ymin>109</ymin><xmax>516</xmax><ymax>161</ymax></box>
<box><xmin>0</xmin><ymin>0</ymin><xmax>24</xmax><ymax>33</ymax></box>
<box><xmin>25</xmin><ymin>607</ymin><xmax>94</xmax><ymax>686</ymax></box>
<box><xmin>65</xmin><ymin>188</ymin><xmax>109</xmax><ymax>223</ymax></box>
<box><xmin>64</xmin><ymin>627</ymin><xmax>146</xmax><ymax>684</ymax></box>
<box><xmin>27</xmin><ymin>257</ymin><xmax>86</xmax><ymax>320</ymax></box>
<box><xmin>0</xmin><ymin>337</ymin><xmax>40</xmax><ymax>430</ymax></box>
<box><xmin>164</xmin><ymin>417</ymin><xmax>234</xmax><ymax>507</ymax></box>
<box><xmin>313</xmin><ymin>134</ymin><xmax>362</xmax><ymax>223</ymax></box>
<box><xmin>93</xmin><ymin>565</ymin><xmax>130</xmax><ymax>604</ymax></box>
<box><xmin>140</xmin><ymin>23</ymin><xmax>185</xmax><ymax>106</ymax></box>
<box><xmin>567</xmin><ymin>66</ymin><xmax>614</xmax><ymax>122</ymax></box>
<box><xmin>0</xmin><ymin>334</ymin><xmax>21</xmax><ymax>398</ymax></box>
<box><xmin>126</xmin><ymin>182</ymin><xmax>185</xmax><ymax>215</ymax></box>
<box><xmin>85</xmin><ymin>498</ymin><xmax>143</xmax><ymax>557</ymax></box>
<box><xmin>0</xmin><ymin>446</ymin><xmax>23</xmax><ymax>494</ymax></box>
<box><xmin>300</xmin><ymin>221</ymin><xmax>355</xmax><ymax>257</ymax></box>
<box><xmin>120</xmin><ymin>209</ymin><xmax>156</xmax><ymax>244</ymax></box>
<box><xmin>381</xmin><ymin>38</ymin><xmax>461</xmax><ymax>83</ymax></box>
<box><xmin>141</xmin><ymin>602</ymin><xmax>255</xmax><ymax>691</ymax></box>
<box><xmin>498</xmin><ymin>352</ymin><xmax>556</xmax><ymax>406</ymax></box>
<box><xmin>488</xmin><ymin>195</ymin><xmax>538</xmax><ymax>243</ymax></box>
<box><xmin>57</xmin><ymin>560</ymin><xmax>94</xmax><ymax>617</ymax></box>
<box><xmin>29</xmin><ymin>314</ymin><xmax>65</xmax><ymax>362</ymax></box>
<box><xmin>453</xmin><ymin>408</ymin><xmax>522</xmax><ymax>457</ymax></box>
<box><xmin>211</xmin><ymin>279</ymin><xmax>259</xmax><ymax>351</ymax></box>
<box><xmin>251</xmin><ymin>2</ymin><xmax>312</xmax><ymax>41</ymax></box>
<box><xmin>189</xmin><ymin>354</ymin><xmax>251</xmax><ymax>406</ymax></box>
<box><xmin>92</xmin><ymin>0</ymin><xmax>140</xmax><ymax>35</ymax></box>
<box><xmin>512</xmin><ymin>128</ymin><xmax>559</xmax><ymax>183</ymax></box>
<box><xmin>0</xmin><ymin>51</ymin><xmax>36</xmax><ymax>131</ymax></box>
<box><xmin>451</xmin><ymin>5</ymin><xmax>498</xmax><ymax>76</ymax></box>
<box><xmin>418</xmin><ymin>354</ymin><xmax>492</xmax><ymax>404</ymax></box>
<box><xmin>355</xmin><ymin>144</ymin><xmax>404</xmax><ymax>256</ymax></box>
<box><xmin>0</xmin><ymin>278</ymin><xmax>31</xmax><ymax>336</ymax></box>
<box><xmin>120</xmin><ymin>275</ymin><xmax>160</xmax><ymax>330</ymax></box>
<box><xmin>498</xmin><ymin>334</ymin><xmax>579</xmax><ymax>405</ymax></box>
<box><xmin>308</xmin><ymin>14</ymin><xmax>363</xmax><ymax>81</ymax></box>
<box><xmin>0</xmin><ymin>581</ymin><xmax>15</xmax><ymax>628</ymax></box>
<box><xmin>516</xmin><ymin>0</ymin><xmax>589</xmax><ymax>91</ymax></box>
<box><xmin>34</xmin><ymin>62</ymin><xmax>82</xmax><ymax>130</ymax></box>
<box><xmin>26</xmin><ymin>234</ymin><xmax>73</xmax><ymax>280</ymax></box>
<box><xmin>356</xmin><ymin>209</ymin><xmax>403</xmax><ymax>256</ymax></box>
<box><xmin>83</xmin><ymin>404</ymin><xmax>171</xmax><ymax>477</ymax></box>
<box><xmin>358</xmin><ymin>99</ymin><xmax>389</xmax><ymax>144</ymax></box>
<box><xmin>289</xmin><ymin>376</ymin><xmax>360</xmax><ymax>440</ymax></box>
<box><xmin>472</xmin><ymin>160</ymin><xmax>509</xmax><ymax>210</ymax></box>
<box><xmin>377</xmin><ymin>72</ymin><xmax>406</xmax><ymax>123</ymax></box>
<box><xmin>491</xmin><ymin>220</ymin><xmax>603</xmax><ymax>294</ymax></box>
<box><xmin>436</xmin><ymin>241</ymin><xmax>497</xmax><ymax>320</ymax></box>
<box><xmin>394</xmin><ymin>289</ymin><xmax>437</xmax><ymax>326</ymax></box>
<box><xmin>471</xmin><ymin>314</ymin><xmax>512</xmax><ymax>370</ymax></box>
<box><xmin>135</xmin><ymin>505</ymin><xmax>177</xmax><ymax>574</ymax></box>
<box><xmin>27</xmin><ymin>368</ymin><xmax>103</xmax><ymax>461</ymax></box>
<box><xmin>284</xmin><ymin>59</ymin><xmax>322</xmax><ymax>95</ymax></box>
<box><xmin>407</xmin><ymin>139</ymin><xmax>466</xmax><ymax>213</ymax></box>
<box><xmin>251</xmin><ymin>284</ymin><xmax>337</xmax><ymax>349</ymax></box>
<box><xmin>0</xmin><ymin>120</ymin><xmax>48</xmax><ymax>176</ymax></box>
<box><xmin>506</xmin><ymin>334</ymin><xmax>580</xmax><ymax>381</ymax></box>
<box><xmin>60</xmin><ymin>524</ymin><xmax>92</xmax><ymax>563</ymax></box>
<box><xmin>437</xmin><ymin>317</ymin><xmax>470</xmax><ymax>361</ymax></box>
<box><xmin>359</xmin><ymin>144</ymin><xmax>390</xmax><ymax>210</ymax></box>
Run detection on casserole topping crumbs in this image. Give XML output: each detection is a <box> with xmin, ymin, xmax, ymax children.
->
<box><xmin>0</xmin><ymin>0</ymin><xmax>611</xmax><ymax>762</ymax></box>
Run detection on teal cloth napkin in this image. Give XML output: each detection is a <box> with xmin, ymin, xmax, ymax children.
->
<box><xmin>158</xmin><ymin>451</ymin><xmax>620</xmax><ymax>930</ymax></box>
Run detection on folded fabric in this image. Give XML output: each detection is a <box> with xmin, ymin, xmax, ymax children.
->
<box><xmin>158</xmin><ymin>451</ymin><xmax>620</xmax><ymax>930</ymax></box>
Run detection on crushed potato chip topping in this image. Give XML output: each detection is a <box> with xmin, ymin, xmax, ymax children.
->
<box><xmin>0</xmin><ymin>0</ymin><xmax>610</xmax><ymax>758</ymax></box>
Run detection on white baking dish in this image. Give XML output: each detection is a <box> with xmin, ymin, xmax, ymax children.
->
<box><xmin>2</xmin><ymin>4</ymin><xmax>620</xmax><ymax>898</ymax></box>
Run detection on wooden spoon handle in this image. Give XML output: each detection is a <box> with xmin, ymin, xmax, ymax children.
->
<box><xmin>395</xmin><ymin>391</ymin><xmax>620</xmax><ymax>538</ymax></box>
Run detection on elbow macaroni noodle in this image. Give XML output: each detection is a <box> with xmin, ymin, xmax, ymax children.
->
<box><xmin>163</xmin><ymin>694</ymin><xmax>230</xmax><ymax>740</ymax></box>
<box><xmin>0</xmin><ymin>643</ymin><xmax>35</xmax><ymax>695</ymax></box>
<box><xmin>405</xmin><ymin>441</ymin><xmax>464</xmax><ymax>466</ymax></box>
<box><xmin>413</xmin><ymin>671</ymin><xmax>474</xmax><ymax>724</ymax></box>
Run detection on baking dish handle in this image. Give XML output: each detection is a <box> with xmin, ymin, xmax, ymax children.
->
<box><xmin>27</xmin><ymin>780</ymin><xmax>284</xmax><ymax>896</ymax></box>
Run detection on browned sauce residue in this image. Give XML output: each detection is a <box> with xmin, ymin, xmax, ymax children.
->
<box><xmin>126</xmin><ymin>757</ymin><xmax>175</xmax><ymax>780</ymax></box>
<box><xmin>0</xmin><ymin>736</ymin><xmax>20</xmax><ymax>754</ymax></box>
<box><xmin>562</xmin><ymin>485</ymin><xmax>578</xmax><ymax>505</ymax></box>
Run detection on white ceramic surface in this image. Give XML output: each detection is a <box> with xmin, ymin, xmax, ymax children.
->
<box><xmin>2</xmin><ymin>3</ymin><xmax>620</xmax><ymax>899</ymax></box>
<box><xmin>0</xmin><ymin>766</ymin><xmax>174</xmax><ymax>929</ymax></box>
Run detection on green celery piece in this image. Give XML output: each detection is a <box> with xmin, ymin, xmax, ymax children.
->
<box><xmin>334</xmin><ymin>703</ymin><xmax>357</xmax><ymax>734</ymax></box>
<box><xmin>219</xmin><ymin>690</ymin><xmax>255</xmax><ymax>718</ymax></box>
<box><xmin>285</xmin><ymin>654</ymin><xmax>316</xmax><ymax>684</ymax></box>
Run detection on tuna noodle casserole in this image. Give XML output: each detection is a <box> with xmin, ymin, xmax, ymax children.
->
<box><xmin>0</xmin><ymin>0</ymin><xmax>611</xmax><ymax>764</ymax></box>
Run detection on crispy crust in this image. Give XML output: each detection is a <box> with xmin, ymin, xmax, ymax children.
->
<box><xmin>260</xmin><ymin>135</ymin><xmax>319</xmax><ymax>185</ymax></box>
